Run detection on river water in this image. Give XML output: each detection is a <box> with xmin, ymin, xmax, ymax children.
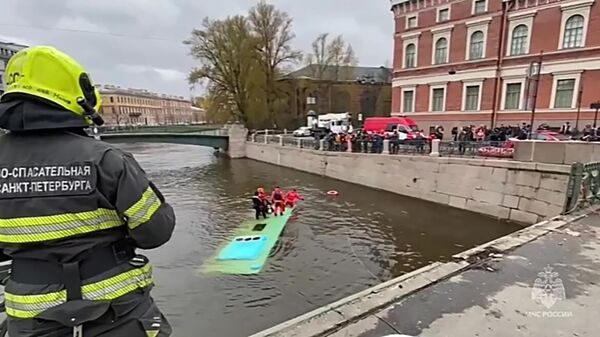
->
<box><xmin>116</xmin><ymin>143</ymin><xmax>522</xmax><ymax>337</ymax></box>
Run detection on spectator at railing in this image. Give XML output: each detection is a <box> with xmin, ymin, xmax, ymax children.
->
<box><xmin>451</xmin><ymin>126</ymin><xmax>459</xmax><ymax>141</ymax></box>
<box><xmin>457</xmin><ymin>127</ymin><xmax>471</xmax><ymax>155</ymax></box>
<box><xmin>389</xmin><ymin>131</ymin><xmax>400</xmax><ymax>154</ymax></box>
<box><xmin>474</xmin><ymin>125</ymin><xmax>486</xmax><ymax>142</ymax></box>
<box><xmin>414</xmin><ymin>130</ymin><xmax>426</xmax><ymax>153</ymax></box>
<box><xmin>560</xmin><ymin>122</ymin><xmax>573</xmax><ymax>135</ymax></box>
<box><xmin>372</xmin><ymin>132</ymin><xmax>383</xmax><ymax>153</ymax></box>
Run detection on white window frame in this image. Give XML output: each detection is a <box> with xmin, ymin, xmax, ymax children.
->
<box><xmin>401</xmin><ymin>86</ymin><xmax>416</xmax><ymax>113</ymax></box>
<box><xmin>507</xmin><ymin>13</ymin><xmax>535</xmax><ymax>56</ymax></box>
<box><xmin>402</xmin><ymin>33</ymin><xmax>420</xmax><ymax>69</ymax></box>
<box><xmin>472</xmin><ymin>0</ymin><xmax>488</xmax><ymax>15</ymax></box>
<box><xmin>437</xmin><ymin>6</ymin><xmax>451</xmax><ymax>23</ymax></box>
<box><xmin>558</xmin><ymin>1</ymin><xmax>592</xmax><ymax>50</ymax></box>
<box><xmin>549</xmin><ymin>72</ymin><xmax>582</xmax><ymax>109</ymax></box>
<box><xmin>431</xmin><ymin>25</ymin><xmax>453</xmax><ymax>65</ymax></box>
<box><xmin>501</xmin><ymin>77</ymin><xmax>526</xmax><ymax>111</ymax></box>
<box><xmin>406</xmin><ymin>14</ymin><xmax>418</xmax><ymax>29</ymax></box>
<box><xmin>461</xmin><ymin>80</ymin><xmax>483</xmax><ymax>111</ymax></box>
<box><xmin>429</xmin><ymin>83</ymin><xmax>447</xmax><ymax>112</ymax></box>
<box><xmin>465</xmin><ymin>19</ymin><xmax>490</xmax><ymax>60</ymax></box>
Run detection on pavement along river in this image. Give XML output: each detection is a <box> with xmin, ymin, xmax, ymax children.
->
<box><xmin>115</xmin><ymin>142</ymin><xmax>522</xmax><ymax>337</ymax></box>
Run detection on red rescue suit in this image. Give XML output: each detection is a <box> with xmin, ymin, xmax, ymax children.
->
<box><xmin>285</xmin><ymin>190</ymin><xmax>303</xmax><ymax>207</ymax></box>
<box><xmin>271</xmin><ymin>189</ymin><xmax>285</xmax><ymax>215</ymax></box>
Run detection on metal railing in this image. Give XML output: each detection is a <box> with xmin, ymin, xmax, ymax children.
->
<box><xmin>248</xmin><ymin>134</ymin><xmax>514</xmax><ymax>159</ymax></box>
<box><xmin>439</xmin><ymin>141</ymin><xmax>510</xmax><ymax>157</ymax></box>
<box><xmin>563</xmin><ymin>161</ymin><xmax>600</xmax><ymax>214</ymax></box>
<box><xmin>321</xmin><ymin>139</ymin><xmax>510</xmax><ymax>157</ymax></box>
<box><xmin>250</xmin><ymin>134</ymin><xmax>317</xmax><ymax>149</ymax></box>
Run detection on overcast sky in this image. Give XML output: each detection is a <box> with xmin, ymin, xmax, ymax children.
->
<box><xmin>0</xmin><ymin>0</ymin><xmax>393</xmax><ymax>98</ymax></box>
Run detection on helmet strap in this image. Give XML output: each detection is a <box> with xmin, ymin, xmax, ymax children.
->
<box><xmin>77</xmin><ymin>73</ymin><xmax>104</xmax><ymax>126</ymax></box>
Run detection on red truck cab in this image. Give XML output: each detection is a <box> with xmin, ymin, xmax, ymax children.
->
<box><xmin>362</xmin><ymin>117</ymin><xmax>420</xmax><ymax>139</ymax></box>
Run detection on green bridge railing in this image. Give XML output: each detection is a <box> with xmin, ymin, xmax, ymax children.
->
<box><xmin>563</xmin><ymin>161</ymin><xmax>600</xmax><ymax>214</ymax></box>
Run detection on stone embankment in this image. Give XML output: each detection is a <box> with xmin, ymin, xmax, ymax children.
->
<box><xmin>246</xmin><ymin>141</ymin><xmax>570</xmax><ymax>224</ymax></box>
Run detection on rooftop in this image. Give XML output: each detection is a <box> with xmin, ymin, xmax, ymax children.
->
<box><xmin>0</xmin><ymin>41</ymin><xmax>28</xmax><ymax>49</ymax></box>
<box><xmin>284</xmin><ymin>65</ymin><xmax>392</xmax><ymax>84</ymax></box>
<box><xmin>390</xmin><ymin>0</ymin><xmax>410</xmax><ymax>6</ymax></box>
<box><xmin>96</xmin><ymin>84</ymin><xmax>188</xmax><ymax>101</ymax></box>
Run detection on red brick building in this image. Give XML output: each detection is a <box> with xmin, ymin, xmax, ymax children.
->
<box><xmin>390</xmin><ymin>0</ymin><xmax>600</xmax><ymax>132</ymax></box>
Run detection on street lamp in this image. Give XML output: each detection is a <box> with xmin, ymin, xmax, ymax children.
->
<box><xmin>591</xmin><ymin>101</ymin><xmax>600</xmax><ymax>129</ymax></box>
<box><xmin>526</xmin><ymin>52</ymin><xmax>543</xmax><ymax>140</ymax></box>
<box><xmin>575</xmin><ymin>84</ymin><xmax>584</xmax><ymax>131</ymax></box>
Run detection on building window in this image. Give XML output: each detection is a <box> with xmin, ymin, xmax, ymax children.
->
<box><xmin>562</xmin><ymin>15</ymin><xmax>584</xmax><ymax>49</ymax></box>
<box><xmin>505</xmin><ymin>83</ymin><xmax>522</xmax><ymax>110</ymax></box>
<box><xmin>434</xmin><ymin>38</ymin><xmax>448</xmax><ymax>64</ymax></box>
<box><xmin>465</xmin><ymin>85</ymin><xmax>480</xmax><ymax>111</ymax></box>
<box><xmin>403</xmin><ymin>90</ymin><xmax>414</xmax><ymax>113</ymax></box>
<box><xmin>474</xmin><ymin>0</ymin><xmax>487</xmax><ymax>14</ymax></box>
<box><xmin>438</xmin><ymin>8</ymin><xmax>450</xmax><ymax>22</ymax></box>
<box><xmin>407</xmin><ymin>16</ymin><xmax>417</xmax><ymax>29</ymax></box>
<box><xmin>510</xmin><ymin>25</ymin><xmax>528</xmax><ymax>56</ymax></box>
<box><xmin>405</xmin><ymin>44</ymin><xmax>416</xmax><ymax>68</ymax></box>
<box><xmin>469</xmin><ymin>31</ymin><xmax>484</xmax><ymax>60</ymax></box>
<box><xmin>554</xmin><ymin>79</ymin><xmax>576</xmax><ymax>108</ymax></box>
<box><xmin>432</xmin><ymin>88</ymin><xmax>445</xmax><ymax>112</ymax></box>
<box><xmin>110</xmin><ymin>97</ymin><xmax>114</xmax><ymax>103</ymax></box>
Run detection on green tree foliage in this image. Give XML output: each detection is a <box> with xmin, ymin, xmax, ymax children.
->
<box><xmin>249</xmin><ymin>1</ymin><xmax>302</xmax><ymax>127</ymax></box>
<box><xmin>185</xmin><ymin>3</ymin><xmax>302</xmax><ymax>129</ymax></box>
<box><xmin>185</xmin><ymin>4</ymin><xmax>360</xmax><ymax>129</ymax></box>
<box><xmin>185</xmin><ymin>16</ymin><xmax>262</xmax><ymax>126</ymax></box>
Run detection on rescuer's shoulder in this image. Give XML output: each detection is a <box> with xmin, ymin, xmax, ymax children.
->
<box><xmin>97</xmin><ymin>147</ymin><xmax>146</xmax><ymax>176</ymax></box>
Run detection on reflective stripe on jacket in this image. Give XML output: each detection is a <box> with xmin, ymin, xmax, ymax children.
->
<box><xmin>6</xmin><ymin>264</ymin><xmax>153</xmax><ymax>319</ymax></box>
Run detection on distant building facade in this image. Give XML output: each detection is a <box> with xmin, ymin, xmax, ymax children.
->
<box><xmin>390</xmin><ymin>0</ymin><xmax>600</xmax><ymax>131</ymax></box>
<box><xmin>278</xmin><ymin>65</ymin><xmax>392</xmax><ymax>128</ymax></box>
<box><xmin>97</xmin><ymin>85</ymin><xmax>201</xmax><ymax>126</ymax></box>
<box><xmin>0</xmin><ymin>41</ymin><xmax>28</xmax><ymax>95</ymax></box>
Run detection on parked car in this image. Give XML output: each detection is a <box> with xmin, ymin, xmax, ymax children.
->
<box><xmin>477</xmin><ymin>131</ymin><xmax>561</xmax><ymax>158</ymax></box>
<box><xmin>293</xmin><ymin>126</ymin><xmax>312</xmax><ymax>137</ymax></box>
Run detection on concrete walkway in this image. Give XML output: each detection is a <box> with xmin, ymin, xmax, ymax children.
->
<box><xmin>330</xmin><ymin>212</ymin><xmax>600</xmax><ymax>337</ymax></box>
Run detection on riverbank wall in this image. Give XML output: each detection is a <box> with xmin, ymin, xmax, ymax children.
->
<box><xmin>245</xmin><ymin>141</ymin><xmax>571</xmax><ymax>224</ymax></box>
<box><xmin>247</xmin><ymin>208</ymin><xmax>594</xmax><ymax>337</ymax></box>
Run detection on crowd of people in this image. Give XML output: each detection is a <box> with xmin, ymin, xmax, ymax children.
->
<box><xmin>322</xmin><ymin>129</ymin><xmax>429</xmax><ymax>153</ymax></box>
<box><xmin>318</xmin><ymin>120</ymin><xmax>600</xmax><ymax>155</ymax></box>
<box><xmin>570</xmin><ymin>123</ymin><xmax>600</xmax><ymax>141</ymax></box>
<box><xmin>252</xmin><ymin>187</ymin><xmax>303</xmax><ymax>219</ymax></box>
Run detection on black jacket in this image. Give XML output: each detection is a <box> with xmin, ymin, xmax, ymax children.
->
<box><xmin>0</xmin><ymin>98</ymin><xmax>176</xmax><ymax>327</ymax></box>
<box><xmin>0</xmin><ymin>99</ymin><xmax>176</xmax><ymax>259</ymax></box>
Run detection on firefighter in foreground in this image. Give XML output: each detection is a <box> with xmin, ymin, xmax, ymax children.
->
<box><xmin>0</xmin><ymin>46</ymin><xmax>176</xmax><ymax>336</ymax></box>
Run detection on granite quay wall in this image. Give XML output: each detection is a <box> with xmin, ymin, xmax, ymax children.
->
<box><xmin>225</xmin><ymin>123</ymin><xmax>248</xmax><ymax>159</ymax></box>
<box><xmin>245</xmin><ymin>141</ymin><xmax>571</xmax><ymax>224</ymax></box>
<box><xmin>514</xmin><ymin>140</ymin><xmax>600</xmax><ymax>165</ymax></box>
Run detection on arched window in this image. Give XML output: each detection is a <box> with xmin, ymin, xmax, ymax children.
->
<box><xmin>405</xmin><ymin>44</ymin><xmax>416</xmax><ymax>68</ymax></box>
<box><xmin>469</xmin><ymin>31</ymin><xmax>484</xmax><ymax>60</ymax></box>
<box><xmin>563</xmin><ymin>15</ymin><xmax>584</xmax><ymax>49</ymax></box>
<box><xmin>510</xmin><ymin>24</ymin><xmax>528</xmax><ymax>56</ymax></box>
<box><xmin>434</xmin><ymin>38</ymin><xmax>448</xmax><ymax>64</ymax></box>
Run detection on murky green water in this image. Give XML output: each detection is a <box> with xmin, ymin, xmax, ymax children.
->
<box><xmin>117</xmin><ymin>143</ymin><xmax>521</xmax><ymax>337</ymax></box>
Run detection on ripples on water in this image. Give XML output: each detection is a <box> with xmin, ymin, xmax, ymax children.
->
<box><xmin>114</xmin><ymin>143</ymin><xmax>522</xmax><ymax>337</ymax></box>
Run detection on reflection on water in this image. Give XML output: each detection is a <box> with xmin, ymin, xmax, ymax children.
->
<box><xmin>116</xmin><ymin>143</ymin><xmax>522</xmax><ymax>337</ymax></box>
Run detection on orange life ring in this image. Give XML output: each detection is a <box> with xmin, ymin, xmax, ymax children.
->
<box><xmin>327</xmin><ymin>190</ymin><xmax>339</xmax><ymax>196</ymax></box>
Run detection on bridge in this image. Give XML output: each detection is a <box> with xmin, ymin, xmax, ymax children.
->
<box><xmin>98</xmin><ymin>124</ymin><xmax>247</xmax><ymax>158</ymax></box>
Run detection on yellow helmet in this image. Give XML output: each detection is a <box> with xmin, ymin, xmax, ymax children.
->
<box><xmin>1</xmin><ymin>45</ymin><xmax>102</xmax><ymax>125</ymax></box>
